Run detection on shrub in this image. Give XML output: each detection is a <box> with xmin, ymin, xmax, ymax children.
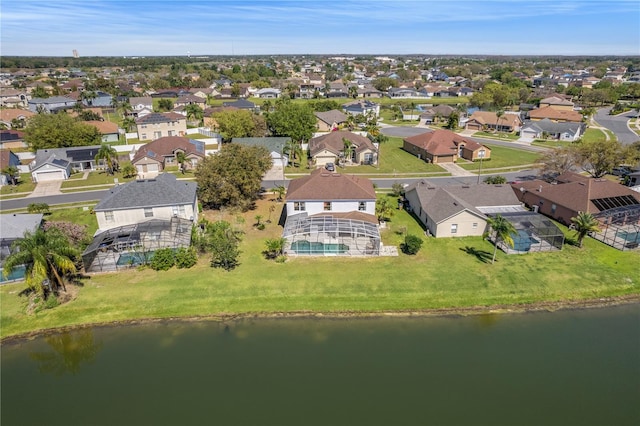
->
<box><xmin>391</xmin><ymin>182</ymin><xmax>405</xmax><ymax>197</ymax></box>
<box><xmin>27</xmin><ymin>203</ymin><xmax>50</xmax><ymax>214</ymax></box>
<box><xmin>149</xmin><ymin>248</ymin><xmax>176</xmax><ymax>271</ymax></box>
<box><xmin>402</xmin><ymin>234</ymin><xmax>423</xmax><ymax>255</ymax></box>
<box><xmin>484</xmin><ymin>175</ymin><xmax>508</xmax><ymax>184</ymax></box>
<box><xmin>175</xmin><ymin>247</ymin><xmax>198</xmax><ymax>269</ymax></box>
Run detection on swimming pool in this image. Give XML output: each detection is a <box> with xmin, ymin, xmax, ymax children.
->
<box><xmin>290</xmin><ymin>240</ymin><xmax>349</xmax><ymax>255</ymax></box>
<box><xmin>616</xmin><ymin>230</ymin><xmax>640</xmax><ymax>243</ymax></box>
<box><xmin>116</xmin><ymin>252</ymin><xmax>154</xmax><ymax>267</ymax></box>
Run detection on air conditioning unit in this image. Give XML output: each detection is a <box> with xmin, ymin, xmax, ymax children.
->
<box><xmin>532</xmin><ymin>205</ymin><xmax>539</xmax><ymax>213</ymax></box>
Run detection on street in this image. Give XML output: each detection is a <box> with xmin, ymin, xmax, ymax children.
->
<box><xmin>595</xmin><ymin>107</ymin><xmax>639</xmax><ymax>145</ymax></box>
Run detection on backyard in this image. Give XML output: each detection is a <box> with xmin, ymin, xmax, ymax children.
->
<box><xmin>457</xmin><ymin>144</ymin><xmax>540</xmax><ymax>171</ymax></box>
<box><xmin>1</xmin><ymin>196</ymin><xmax>638</xmax><ymax>339</ymax></box>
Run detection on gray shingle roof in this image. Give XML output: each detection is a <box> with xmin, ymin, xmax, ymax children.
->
<box><xmin>94</xmin><ymin>173</ymin><xmax>197</xmax><ymax>211</ymax></box>
<box><xmin>232</xmin><ymin>137</ymin><xmax>291</xmax><ymax>153</ymax></box>
<box><xmin>0</xmin><ymin>213</ymin><xmax>43</xmax><ymax>240</ymax></box>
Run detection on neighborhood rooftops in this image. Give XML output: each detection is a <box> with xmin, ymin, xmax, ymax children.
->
<box><xmin>309</xmin><ymin>130</ymin><xmax>377</xmax><ymax>157</ymax></box>
<box><xmin>404</xmin><ymin>129</ymin><xmax>483</xmax><ymax>156</ymax></box>
<box><xmin>94</xmin><ymin>173</ymin><xmax>197</xmax><ymax>212</ymax></box>
<box><xmin>286</xmin><ymin>168</ymin><xmax>376</xmax><ymax>201</ymax></box>
<box><xmin>135</xmin><ymin>112</ymin><xmax>185</xmax><ymax>124</ymax></box>
<box><xmin>132</xmin><ymin>136</ymin><xmax>205</xmax><ymax>164</ymax></box>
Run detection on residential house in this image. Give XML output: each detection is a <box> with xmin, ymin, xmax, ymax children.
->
<box><xmin>513</xmin><ymin>171</ymin><xmax>640</xmax><ymax>225</ymax></box>
<box><xmin>0</xmin><ymin>109</ymin><xmax>35</xmax><ymax>130</ymax></box>
<box><xmin>0</xmin><ymin>129</ymin><xmax>27</xmax><ymax>150</ymax></box>
<box><xmin>132</xmin><ymin>136</ymin><xmax>205</xmax><ymax>176</ymax></box>
<box><xmin>255</xmin><ymin>88</ymin><xmax>281</xmax><ymax>99</ymax></box>
<box><xmin>222</xmin><ymin>99</ymin><xmax>257</xmax><ymax>111</ymax></box>
<box><xmin>419</xmin><ymin>104</ymin><xmax>456</xmax><ymax>125</ymax></box>
<box><xmin>174</xmin><ymin>95</ymin><xmax>207</xmax><ymax>109</ymax></box>
<box><xmin>0</xmin><ymin>213</ymin><xmax>44</xmax><ymax>282</ymax></box>
<box><xmin>135</xmin><ymin>112</ymin><xmax>187</xmax><ymax>142</ymax></box>
<box><xmin>232</xmin><ymin>137</ymin><xmax>290</xmax><ymax>168</ymax></box>
<box><xmin>0</xmin><ymin>89</ymin><xmax>28</xmax><ymax>108</ymax></box>
<box><xmin>539</xmin><ymin>96</ymin><xmax>574</xmax><ymax>111</ymax></box>
<box><xmin>343</xmin><ymin>100</ymin><xmax>380</xmax><ymax>117</ymax></box>
<box><xmin>388</xmin><ymin>87</ymin><xmax>422</xmax><ymax>98</ymax></box>
<box><xmin>315</xmin><ymin>110</ymin><xmax>349</xmax><ymax>131</ymax></box>
<box><xmin>30</xmin><ymin>145</ymin><xmax>104</xmax><ymax>181</ymax></box>
<box><xmin>309</xmin><ymin>131</ymin><xmax>378</xmax><ymax>167</ymax></box>
<box><xmin>93</xmin><ymin>172</ymin><xmax>198</xmax><ymax>231</ymax></box>
<box><xmin>283</xmin><ymin>168</ymin><xmax>381</xmax><ymax>256</ymax></box>
<box><xmin>60</xmin><ymin>79</ymin><xmax>85</xmax><ymax>92</ymax></box>
<box><xmin>81</xmin><ymin>91</ymin><xmax>113</xmax><ymax>107</ymax></box>
<box><xmin>465</xmin><ymin>111</ymin><xmax>522</xmax><ymax>132</ymax></box>
<box><xmin>0</xmin><ymin>149</ymin><xmax>21</xmax><ymax>186</ymax></box>
<box><xmin>128</xmin><ymin>97</ymin><xmax>154</xmax><ymax>118</ymax></box>
<box><xmin>85</xmin><ymin>120</ymin><xmax>120</xmax><ymax>143</ymax></box>
<box><xmin>404</xmin><ymin>181</ymin><xmax>524</xmax><ymax>238</ymax></box>
<box><xmin>520</xmin><ymin>119</ymin><xmax>585</xmax><ymax>141</ymax></box>
<box><xmin>28</xmin><ymin>96</ymin><xmax>77</xmax><ymax>113</ymax></box>
<box><xmin>403</xmin><ymin>129</ymin><xmax>491</xmax><ymax>164</ymax></box>
<box><xmin>528</xmin><ymin>106</ymin><xmax>583</xmax><ymax>123</ymax></box>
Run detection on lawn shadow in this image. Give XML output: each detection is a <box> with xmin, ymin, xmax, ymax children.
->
<box><xmin>460</xmin><ymin>246</ymin><xmax>493</xmax><ymax>263</ymax></box>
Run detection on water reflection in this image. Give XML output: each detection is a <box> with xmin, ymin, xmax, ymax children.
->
<box><xmin>29</xmin><ymin>329</ymin><xmax>102</xmax><ymax>376</ymax></box>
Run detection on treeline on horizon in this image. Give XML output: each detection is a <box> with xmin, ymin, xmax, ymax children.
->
<box><xmin>2</xmin><ymin>55</ymin><xmax>639</xmax><ymax>71</ymax></box>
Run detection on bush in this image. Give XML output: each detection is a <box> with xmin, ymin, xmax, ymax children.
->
<box><xmin>149</xmin><ymin>248</ymin><xmax>176</xmax><ymax>271</ymax></box>
<box><xmin>175</xmin><ymin>247</ymin><xmax>198</xmax><ymax>269</ymax></box>
<box><xmin>402</xmin><ymin>234</ymin><xmax>423</xmax><ymax>255</ymax></box>
<box><xmin>27</xmin><ymin>203</ymin><xmax>50</xmax><ymax>214</ymax></box>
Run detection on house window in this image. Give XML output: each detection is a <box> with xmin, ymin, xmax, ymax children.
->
<box><xmin>144</xmin><ymin>208</ymin><xmax>153</xmax><ymax>218</ymax></box>
<box><xmin>104</xmin><ymin>211</ymin><xmax>114</xmax><ymax>222</ymax></box>
<box><xmin>141</xmin><ymin>134</ymin><xmax>147</xmax><ymax>140</ymax></box>
<box><xmin>451</xmin><ymin>224</ymin><xmax>458</xmax><ymax>234</ymax></box>
<box><xmin>358</xmin><ymin>201</ymin><xmax>366</xmax><ymax>211</ymax></box>
<box><xmin>294</xmin><ymin>202</ymin><xmax>306</xmax><ymax>211</ymax></box>
<box><xmin>472</xmin><ymin>222</ymin><xmax>478</xmax><ymax>229</ymax></box>
<box><xmin>324</xmin><ymin>202</ymin><xmax>332</xmax><ymax>211</ymax></box>
<box><xmin>168</xmin><ymin>130</ymin><xmax>175</xmax><ymax>137</ymax></box>
<box><xmin>172</xmin><ymin>205</ymin><xmax>186</xmax><ymax>216</ymax></box>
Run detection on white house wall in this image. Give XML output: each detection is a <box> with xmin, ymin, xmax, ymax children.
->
<box><xmin>286</xmin><ymin>200</ymin><xmax>375</xmax><ymax>217</ymax></box>
<box><xmin>97</xmin><ymin>202</ymin><xmax>198</xmax><ymax>231</ymax></box>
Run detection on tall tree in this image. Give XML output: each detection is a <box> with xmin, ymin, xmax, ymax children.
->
<box><xmin>185</xmin><ymin>104</ymin><xmax>204</xmax><ymax>125</ymax></box>
<box><xmin>204</xmin><ymin>220</ymin><xmax>242</xmax><ymax>271</ymax></box>
<box><xmin>484</xmin><ymin>214</ymin><xmax>517</xmax><ymax>264</ymax></box>
<box><xmin>375</xmin><ymin>197</ymin><xmax>395</xmax><ymax>222</ymax></box>
<box><xmin>95</xmin><ymin>143</ymin><xmax>119</xmax><ymax>174</ymax></box>
<box><xmin>3</xmin><ymin>228</ymin><xmax>78</xmax><ymax>296</ymax></box>
<box><xmin>535</xmin><ymin>146</ymin><xmax>578</xmax><ymax>179</ymax></box>
<box><xmin>570</xmin><ymin>212</ymin><xmax>600</xmax><ymax>248</ymax></box>
<box><xmin>343</xmin><ymin>138</ymin><xmax>354</xmax><ymax>164</ymax></box>
<box><xmin>267</xmin><ymin>100</ymin><xmax>316</xmax><ymax>143</ymax></box>
<box><xmin>574</xmin><ymin>138</ymin><xmax>625</xmax><ymax>178</ymax></box>
<box><xmin>212</xmin><ymin>109</ymin><xmax>265</xmax><ymax>141</ymax></box>
<box><xmin>24</xmin><ymin>113</ymin><xmax>101</xmax><ymax>151</ymax></box>
<box><xmin>195</xmin><ymin>143</ymin><xmax>272</xmax><ymax>211</ymax></box>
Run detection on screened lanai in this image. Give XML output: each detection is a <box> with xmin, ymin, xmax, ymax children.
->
<box><xmin>591</xmin><ymin>205</ymin><xmax>640</xmax><ymax>251</ymax></box>
<box><xmin>82</xmin><ymin>218</ymin><xmax>193</xmax><ymax>273</ymax></box>
<box><xmin>487</xmin><ymin>211</ymin><xmax>565</xmax><ymax>254</ymax></box>
<box><xmin>283</xmin><ymin>212</ymin><xmax>381</xmax><ymax>256</ymax></box>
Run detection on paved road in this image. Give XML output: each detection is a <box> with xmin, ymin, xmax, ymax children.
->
<box><xmin>594</xmin><ymin>107</ymin><xmax>639</xmax><ymax>145</ymax></box>
<box><xmin>0</xmin><ymin>189</ymin><xmax>108</xmax><ymax>211</ymax></box>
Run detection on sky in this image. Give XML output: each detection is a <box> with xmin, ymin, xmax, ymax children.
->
<box><xmin>1</xmin><ymin>0</ymin><xmax>639</xmax><ymax>57</ymax></box>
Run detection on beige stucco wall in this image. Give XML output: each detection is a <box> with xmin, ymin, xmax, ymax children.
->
<box><xmin>137</xmin><ymin>120</ymin><xmax>187</xmax><ymax>142</ymax></box>
<box><xmin>313</xmin><ymin>149</ymin><xmax>337</xmax><ymax>166</ymax></box>
<box><xmin>434</xmin><ymin>211</ymin><xmax>487</xmax><ymax>238</ymax></box>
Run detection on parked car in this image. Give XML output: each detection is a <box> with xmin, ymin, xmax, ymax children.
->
<box><xmin>611</xmin><ymin>166</ymin><xmax>631</xmax><ymax>177</ymax></box>
<box><xmin>325</xmin><ymin>162</ymin><xmax>335</xmax><ymax>172</ymax></box>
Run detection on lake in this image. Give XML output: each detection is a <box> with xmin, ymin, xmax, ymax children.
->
<box><xmin>2</xmin><ymin>304</ymin><xmax>639</xmax><ymax>426</ymax></box>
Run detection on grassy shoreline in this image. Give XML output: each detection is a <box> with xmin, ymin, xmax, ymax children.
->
<box><xmin>1</xmin><ymin>198</ymin><xmax>638</xmax><ymax>340</ymax></box>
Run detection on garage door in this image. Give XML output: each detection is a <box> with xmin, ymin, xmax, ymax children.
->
<box><xmin>35</xmin><ymin>170</ymin><xmax>65</xmax><ymax>182</ymax></box>
<box><xmin>147</xmin><ymin>163</ymin><xmax>159</xmax><ymax>172</ymax></box>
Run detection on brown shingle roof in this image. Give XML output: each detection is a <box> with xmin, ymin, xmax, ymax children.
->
<box><xmin>132</xmin><ymin>136</ymin><xmax>205</xmax><ymax>163</ymax></box>
<box><xmin>314</xmin><ymin>110</ymin><xmax>348</xmax><ymax>125</ymax></box>
<box><xmin>0</xmin><ymin>109</ymin><xmax>35</xmax><ymax>122</ymax></box>
<box><xmin>529</xmin><ymin>106</ymin><xmax>583</xmax><ymax>122</ymax></box>
<box><xmin>84</xmin><ymin>120</ymin><xmax>118</xmax><ymax>134</ymax></box>
<box><xmin>309</xmin><ymin>131</ymin><xmax>377</xmax><ymax>156</ymax></box>
<box><xmin>286</xmin><ymin>168</ymin><xmax>376</xmax><ymax>201</ymax></box>
<box><xmin>468</xmin><ymin>111</ymin><xmax>521</xmax><ymax>128</ymax></box>
<box><xmin>404</xmin><ymin>129</ymin><xmax>484</xmax><ymax>156</ymax></box>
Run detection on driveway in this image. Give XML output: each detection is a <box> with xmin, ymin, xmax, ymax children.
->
<box><xmin>380</xmin><ymin>126</ymin><xmax>430</xmax><ymax>138</ymax></box>
<box><xmin>594</xmin><ymin>107</ymin><xmax>639</xmax><ymax>145</ymax></box>
<box><xmin>28</xmin><ymin>180</ymin><xmax>63</xmax><ymax>197</ymax></box>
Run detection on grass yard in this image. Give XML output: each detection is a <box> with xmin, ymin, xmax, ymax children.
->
<box><xmin>582</xmin><ymin>128</ymin><xmax>608</xmax><ymax>143</ymax></box>
<box><xmin>60</xmin><ymin>171</ymin><xmax>136</xmax><ymax>188</ymax></box>
<box><xmin>531</xmin><ymin>140</ymin><xmax>575</xmax><ymax>148</ymax></box>
<box><xmin>1</xmin><ymin>196</ymin><xmax>638</xmax><ymax>339</ymax></box>
<box><xmin>0</xmin><ymin>174</ymin><xmax>36</xmax><ymax>195</ymax></box>
<box><xmin>457</xmin><ymin>144</ymin><xmax>540</xmax><ymax>171</ymax></box>
<box><xmin>45</xmin><ymin>205</ymin><xmax>100</xmax><ymax>236</ymax></box>
<box><xmin>473</xmin><ymin>131</ymin><xmax>520</xmax><ymax>141</ymax></box>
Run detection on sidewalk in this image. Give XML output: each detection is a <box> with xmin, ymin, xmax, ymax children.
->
<box><xmin>437</xmin><ymin>162</ymin><xmax>475</xmax><ymax>177</ymax></box>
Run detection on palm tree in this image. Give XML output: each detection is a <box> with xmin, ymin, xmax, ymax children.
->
<box><xmin>2</xmin><ymin>165</ymin><xmax>19</xmax><ymax>185</ymax></box>
<box><xmin>375</xmin><ymin>197</ymin><xmax>395</xmax><ymax>222</ymax></box>
<box><xmin>264</xmin><ymin>237</ymin><xmax>287</xmax><ymax>259</ymax></box>
<box><xmin>342</xmin><ymin>138</ymin><xmax>354</xmax><ymax>164</ymax></box>
<box><xmin>122</xmin><ymin>117</ymin><xmax>136</xmax><ymax>132</ymax></box>
<box><xmin>117</xmin><ymin>101</ymin><xmax>133</xmax><ymax>119</ymax></box>
<box><xmin>185</xmin><ymin>104</ymin><xmax>204</xmax><ymax>126</ymax></box>
<box><xmin>348</xmin><ymin>85</ymin><xmax>358</xmax><ymax>99</ymax></box>
<box><xmin>570</xmin><ymin>212</ymin><xmax>600</xmax><ymax>248</ymax></box>
<box><xmin>495</xmin><ymin>109</ymin><xmax>504</xmax><ymax>133</ymax></box>
<box><xmin>273</xmin><ymin>185</ymin><xmax>286</xmax><ymax>201</ymax></box>
<box><xmin>3</xmin><ymin>228</ymin><xmax>78</xmax><ymax>296</ymax></box>
<box><xmin>284</xmin><ymin>140</ymin><xmax>303</xmax><ymax>168</ymax></box>
<box><xmin>81</xmin><ymin>90</ymin><xmax>97</xmax><ymax>106</ymax></box>
<box><xmin>176</xmin><ymin>151</ymin><xmax>187</xmax><ymax>172</ymax></box>
<box><xmin>484</xmin><ymin>214</ymin><xmax>517</xmax><ymax>264</ymax></box>
<box><xmin>95</xmin><ymin>143</ymin><xmax>118</xmax><ymax>174</ymax></box>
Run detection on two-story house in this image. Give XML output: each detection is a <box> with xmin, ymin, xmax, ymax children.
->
<box><xmin>135</xmin><ymin>112</ymin><xmax>187</xmax><ymax>142</ymax></box>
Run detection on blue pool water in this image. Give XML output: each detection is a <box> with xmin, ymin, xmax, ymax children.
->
<box><xmin>616</xmin><ymin>231</ymin><xmax>640</xmax><ymax>243</ymax></box>
<box><xmin>290</xmin><ymin>240</ymin><xmax>349</xmax><ymax>254</ymax></box>
<box><xmin>116</xmin><ymin>252</ymin><xmax>154</xmax><ymax>266</ymax></box>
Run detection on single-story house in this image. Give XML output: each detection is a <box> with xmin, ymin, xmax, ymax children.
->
<box><xmin>132</xmin><ymin>136</ymin><xmax>205</xmax><ymax>176</ymax></box>
<box><xmin>30</xmin><ymin>145</ymin><xmax>104</xmax><ymax>182</ymax></box>
<box><xmin>404</xmin><ymin>181</ymin><xmax>524</xmax><ymax>238</ymax></box>
<box><xmin>309</xmin><ymin>131</ymin><xmax>378</xmax><ymax>167</ymax></box>
<box><xmin>539</xmin><ymin>96</ymin><xmax>574</xmax><ymax>111</ymax></box>
<box><xmin>85</xmin><ymin>120</ymin><xmax>120</xmax><ymax>143</ymax></box>
<box><xmin>222</xmin><ymin>99</ymin><xmax>257</xmax><ymax>111</ymax></box>
<box><xmin>0</xmin><ymin>129</ymin><xmax>27</xmax><ymax>150</ymax></box>
<box><xmin>419</xmin><ymin>105</ymin><xmax>456</xmax><ymax>125</ymax></box>
<box><xmin>343</xmin><ymin>100</ymin><xmax>380</xmax><ymax>117</ymax></box>
<box><xmin>255</xmin><ymin>88</ymin><xmax>281</xmax><ymax>99</ymax></box>
<box><xmin>520</xmin><ymin>119</ymin><xmax>586</xmax><ymax>141</ymax></box>
<box><xmin>403</xmin><ymin>129</ymin><xmax>491</xmax><ymax>164</ymax></box>
<box><xmin>315</xmin><ymin>110</ymin><xmax>349</xmax><ymax>131</ymax></box>
<box><xmin>28</xmin><ymin>96</ymin><xmax>77</xmax><ymax>113</ymax></box>
<box><xmin>528</xmin><ymin>106</ymin><xmax>583</xmax><ymax>123</ymax></box>
<box><xmin>283</xmin><ymin>168</ymin><xmax>381</xmax><ymax>256</ymax></box>
<box><xmin>93</xmin><ymin>172</ymin><xmax>198</xmax><ymax>232</ymax></box>
<box><xmin>465</xmin><ymin>111</ymin><xmax>522</xmax><ymax>133</ymax></box>
<box><xmin>0</xmin><ymin>109</ymin><xmax>35</xmax><ymax>130</ymax></box>
<box><xmin>232</xmin><ymin>137</ymin><xmax>290</xmax><ymax>168</ymax></box>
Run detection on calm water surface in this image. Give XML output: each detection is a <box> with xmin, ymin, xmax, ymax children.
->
<box><xmin>2</xmin><ymin>304</ymin><xmax>639</xmax><ymax>426</ymax></box>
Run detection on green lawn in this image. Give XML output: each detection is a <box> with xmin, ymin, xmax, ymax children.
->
<box><xmin>582</xmin><ymin>128</ymin><xmax>608</xmax><ymax>143</ymax></box>
<box><xmin>0</xmin><ymin>173</ymin><xmax>36</xmax><ymax>195</ymax></box>
<box><xmin>60</xmin><ymin>171</ymin><xmax>136</xmax><ymax>188</ymax></box>
<box><xmin>46</xmin><ymin>205</ymin><xmax>100</xmax><ymax>236</ymax></box>
<box><xmin>531</xmin><ymin>140</ymin><xmax>574</xmax><ymax>149</ymax></box>
<box><xmin>473</xmin><ymin>131</ymin><xmax>520</xmax><ymax>141</ymax></box>
<box><xmin>1</xmin><ymin>196</ymin><xmax>638</xmax><ymax>339</ymax></box>
<box><xmin>457</xmin><ymin>144</ymin><xmax>540</xmax><ymax>171</ymax></box>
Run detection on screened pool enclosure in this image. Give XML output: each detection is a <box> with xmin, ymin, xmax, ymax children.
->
<box><xmin>487</xmin><ymin>212</ymin><xmax>565</xmax><ymax>254</ymax></box>
<box><xmin>283</xmin><ymin>213</ymin><xmax>381</xmax><ymax>256</ymax></box>
<box><xmin>591</xmin><ymin>205</ymin><xmax>640</xmax><ymax>251</ymax></box>
<box><xmin>82</xmin><ymin>218</ymin><xmax>193</xmax><ymax>273</ymax></box>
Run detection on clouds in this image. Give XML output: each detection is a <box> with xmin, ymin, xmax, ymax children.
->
<box><xmin>1</xmin><ymin>0</ymin><xmax>638</xmax><ymax>56</ymax></box>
